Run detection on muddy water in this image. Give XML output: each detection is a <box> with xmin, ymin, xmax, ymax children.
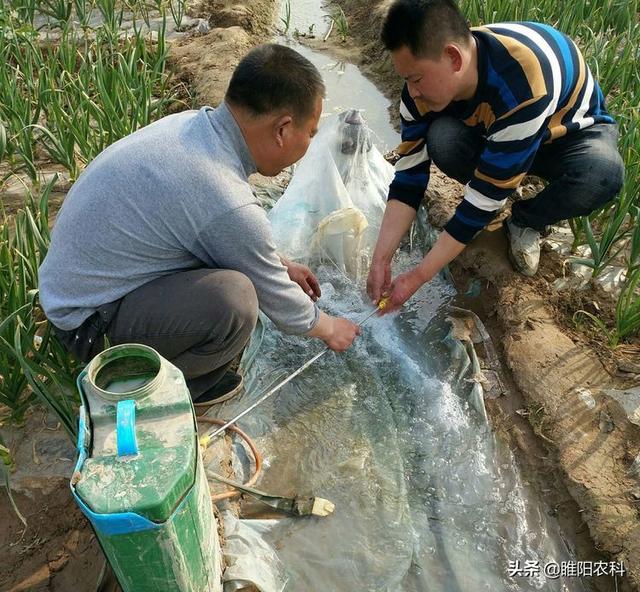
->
<box><xmin>276</xmin><ymin>3</ymin><xmax>400</xmax><ymax>151</ymax></box>
<box><xmin>211</xmin><ymin>2</ymin><xmax>595</xmax><ymax>591</ymax></box>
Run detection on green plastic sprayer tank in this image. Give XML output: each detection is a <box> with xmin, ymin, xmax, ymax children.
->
<box><xmin>71</xmin><ymin>344</ymin><xmax>222</xmax><ymax>592</ymax></box>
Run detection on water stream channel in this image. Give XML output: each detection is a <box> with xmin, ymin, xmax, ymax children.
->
<box><xmin>277</xmin><ymin>0</ymin><xmax>400</xmax><ymax>150</ymax></box>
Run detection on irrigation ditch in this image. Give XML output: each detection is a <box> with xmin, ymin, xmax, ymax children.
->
<box><xmin>0</xmin><ymin>0</ymin><xmax>638</xmax><ymax>589</ymax></box>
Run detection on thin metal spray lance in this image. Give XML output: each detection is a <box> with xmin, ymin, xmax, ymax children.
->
<box><xmin>203</xmin><ymin>298</ymin><xmax>389</xmax><ymax>441</ymax></box>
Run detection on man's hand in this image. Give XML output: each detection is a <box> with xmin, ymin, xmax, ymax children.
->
<box><xmin>367</xmin><ymin>200</ymin><xmax>417</xmax><ymax>304</ymax></box>
<box><xmin>379</xmin><ymin>266</ymin><xmax>427</xmax><ymax>315</ymax></box>
<box><xmin>284</xmin><ymin>260</ymin><xmax>321</xmax><ymax>301</ymax></box>
<box><xmin>308</xmin><ymin>311</ymin><xmax>360</xmax><ymax>351</ymax></box>
<box><xmin>366</xmin><ymin>259</ymin><xmax>392</xmax><ymax>305</ymax></box>
<box><xmin>323</xmin><ymin>317</ymin><xmax>361</xmax><ymax>351</ymax></box>
<box><xmin>379</xmin><ymin>231</ymin><xmax>466</xmax><ymax>315</ymax></box>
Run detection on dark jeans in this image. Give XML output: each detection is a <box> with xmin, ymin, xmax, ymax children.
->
<box><xmin>425</xmin><ymin>117</ymin><xmax>625</xmax><ymax>231</ymax></box>
<box><xmin>55</xmin><ymin>268</ymin><xmax>258</xmax><ymax>399</ymax></box>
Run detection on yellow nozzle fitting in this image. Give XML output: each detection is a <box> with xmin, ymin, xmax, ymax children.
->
<box><xmin>199</xmin><ymin>435</ymin><xmax>211</xmax><ymax>450</ymax></box>
<box><xmin>378</xmin><ymin>296</ymin><xmax>390</xmax><ymax>310</ymax></box>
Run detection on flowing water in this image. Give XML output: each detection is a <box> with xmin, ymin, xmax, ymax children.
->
<box><xmin>277</xmin><ymin>2</ymin><xmax>400</xmax><ymax>150</ymax></box>
<box><xmin>216</xmin><ymin>254</ymin><xmax>588</xmax><ymax>590</ymax></box>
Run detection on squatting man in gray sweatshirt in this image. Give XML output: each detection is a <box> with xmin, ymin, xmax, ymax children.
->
<box><xmin>38</xmin><ymin>44</ymin><xmax>360</xmax><ymax>407</ymax></box>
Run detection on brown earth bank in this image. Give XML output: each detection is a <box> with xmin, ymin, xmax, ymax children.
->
<box><xmin>452</xmin><ymin>219</ymin><xmax>640</xmax><ymax>590</ymax></box>
<box><xmin>0</xmin><ymin>486</ymin><xmax>105</xmax><ymax>592</ymax></box>
<box><xmin>170</xmin><ymin>0</ymin><xmax>277</xmax><ymax>106</ymax></box>
<box><xmin>0</xmin><ymin>406</ymin><xmax>112</xmax><ymax>592</ymax></box>
<box><xmin>328</xmin><ymin>0</ymin><xmax>640</xmax><ymax>588</ymax></box>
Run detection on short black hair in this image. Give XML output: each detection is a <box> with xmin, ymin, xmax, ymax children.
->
<box><xmin>225</xmin><ymin>44</ymin><xmax>325</xmax><ymax>120</ymax></box>
<box><xmin>381</xmin><ymin>0</ymin><xmax>471</xmax><ymax>59</ymax></box>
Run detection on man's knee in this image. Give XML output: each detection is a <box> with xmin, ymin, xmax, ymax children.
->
<box><xmin>569</xmin><ymin>150</ymin><xmax>625</xmax><ymax>213</ymax></box>
<box><xmin>207</xmin><ymin>270</ymin><xmax>259</xmax><ymax>340</ymax></box>
<box><xmin>594</xmin><ymin>150</ymin><xmax>625</xmax><ymax>204</ymax></box>
<box><xmin>578</xmin><ymin>124</ymin><xmax>625</xmax><ymax>207</ymax></box>
<box><xmin>426</xmin><ymin>117</ymin><xmax>480</xmax><ymax>183</ymax></box>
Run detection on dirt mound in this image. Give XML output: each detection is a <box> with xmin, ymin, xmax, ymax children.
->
<box><xmin>170</xmin><ymin>26</ymin><xmax>253</xmax><ymax>107</ymax></box>
<box><xmin>0</xmin><ymin>487</ymin><xmax>104</xmax><ymax>591</ymax></box>
<box><xmin>171</xmin><ymin>0</ymin><xmax>276</xmax><ymax>108</ymax></box>
<box><xmin>189</xmin><ymin>0</ymin><xmax>275</xmax><ymax>36</ymax></box>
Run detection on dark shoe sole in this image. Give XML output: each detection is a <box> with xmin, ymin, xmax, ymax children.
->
<box><xmin>193</xmin><ymin>375</ymin><xmax>244</xmax><ymax>415</ymax></box>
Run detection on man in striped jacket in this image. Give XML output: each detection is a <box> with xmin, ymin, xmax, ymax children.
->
<box><xmin>367</xmin><ymin>0</ymin><xmax>624</xmax><ymax>312</ymax></box>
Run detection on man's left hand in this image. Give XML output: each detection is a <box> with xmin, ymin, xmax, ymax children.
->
<box><xmin>376</xmin><ymin>231</ymin><xmax>465</xmax><ymax>315</ymax></box>
<box><xmin>285</xmin><ymin>261</ymin><xmax>321</xmax><ymax>301</ymax></box>
<box><xmin>380</xmin><ymin>267</ymin><xmax>426</xmax><ymax>315</ymax></box>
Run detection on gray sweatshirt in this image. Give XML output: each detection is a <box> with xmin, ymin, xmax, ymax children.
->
<box><xmin>38</xmin><ymin>103</ymin><xmax>319</xmax><ymax>334</ymax></box>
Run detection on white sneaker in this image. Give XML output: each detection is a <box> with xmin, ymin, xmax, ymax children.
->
<box><xmin>504</xmin><ymin>217</ymin><xmax>541</xmax><ymax>277</ymax></box>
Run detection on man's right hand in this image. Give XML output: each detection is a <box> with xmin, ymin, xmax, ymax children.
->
<box><xmin>308</xmin><ymin>311</ymin><xmax>360</xmax><ymax>351</ymax></box>
<box><xmin>366</xmin><ymin>259</ymin><xmax>391</xmax><ymax>305</ymax></box>
<box><xmin>367</xmin><ymin>200</ymin><xmax>417</xmax><ymax>304</ymax></box>
<box><xmin>323</xmin><ymin>317</ymin><xmax>360</xmax><ymax>351</ymax></box>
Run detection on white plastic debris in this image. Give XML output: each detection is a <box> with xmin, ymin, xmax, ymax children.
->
<box><xmin>542</xmin><ymin>226</ymin><xmax>575</xmax><ymax>257</ymax></box>
<box><xmin>543</xmin><ymin>227</ymin><xmax>628</xmax><ymax>295</ymax></box>
<box><xmin>269</xmin><ymin>110</ymin><xmax>392</xmax><ymax>279</ymax></box>
<box><xmin>595</xmin><ymin>266</ymin><xmax>627</xmax><ymax>293</ymax></box>
<box><xmin>575</xmin><ymin>387</ymin><xmax>596</xmax><ymax>409</ymax></box>
<box><xmin>606</xmin><ymin>387</ymin><xmax>640</xmax><ymax>427</ymax></box>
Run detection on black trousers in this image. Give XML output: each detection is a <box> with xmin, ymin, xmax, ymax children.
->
<box><xmin>55</xmin><ymin>268</ymin><xmax>258</xmax><ymax>399</ymax></box>
<box><xmin>425</xmin><ymin>117</ymin><xmax>625</xmax><ymax>231</ymax></box>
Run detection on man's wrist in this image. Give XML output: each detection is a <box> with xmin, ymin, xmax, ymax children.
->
<box><xmin>279</xmin><ymin>254</ymin><xmax>291</xmax><ymax>268</ymax></box>
<box><xmin>372</xmin><ymin>252</ymin><xmax>393</xmax><ymax>266</ymax></box>
<box><xmin>307</xmin><ymin>311</ymin><xmax>333</xmax><ymax>341</ymax></box>
<box><xmin>414</xmin><ymin>261</ymin><xmax>433</xmax><ymax>285</ymax></box>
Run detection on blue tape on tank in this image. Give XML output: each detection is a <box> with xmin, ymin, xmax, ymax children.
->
<box><xmin>73</xmin><ymin>406</ymin><xmax>89</xmax><ymax>474</ymax></box>
<box><xmin>72</xmin><ymin>491</ymin><xmax>163</xmax><ymax>535</ymax></box>
<box><xmin>72</xmin><ymin>485</ymin><xmax>195</xmax><ymax>535</ymax></box>
<box><xmin>116</xmin><ymin>399</ymin><xmax>139</xmax><ymax>457</ymax></box>
<box><xmin>75</xmin><ymin>371</ymin><xmax>90</xmax><ymax>473</ymax></box>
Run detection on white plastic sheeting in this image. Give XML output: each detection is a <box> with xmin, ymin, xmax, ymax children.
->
<box><xmin>269</xmin><ymin>110</ymin><xmax>392</xmax><ymax>279</ymax></box>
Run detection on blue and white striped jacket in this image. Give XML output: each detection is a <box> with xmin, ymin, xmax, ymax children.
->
<box><xmin>390</xmin><ymin>22</ymin><xmax>615</xmax><ymax>243</ymax></box>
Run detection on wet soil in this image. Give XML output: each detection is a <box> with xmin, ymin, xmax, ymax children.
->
<box><xmin>0</xmin><ymin>487</ymin><xmax>105</xmax><ymax>592</ymax></box>
<box><xmin>0</xmin><ymin>408</ymin><xmax>106</xmax><ymax>591</ymax></box>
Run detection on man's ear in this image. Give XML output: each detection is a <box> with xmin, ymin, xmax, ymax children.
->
<box><xmin>445</xmin><ymin>44</ymin><xmax>463</xmax><ymax>72</ymax></box>
<box><xmin>274</xmin><ymin>114</ymin><xmax>293</xmax><ymax>147</ymax></box>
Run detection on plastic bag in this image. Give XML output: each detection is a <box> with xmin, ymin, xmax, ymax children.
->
<box><xmin>269</xmin><ymin>110</ymin><xmax>393</xmax><ymax>279</ymax></box>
